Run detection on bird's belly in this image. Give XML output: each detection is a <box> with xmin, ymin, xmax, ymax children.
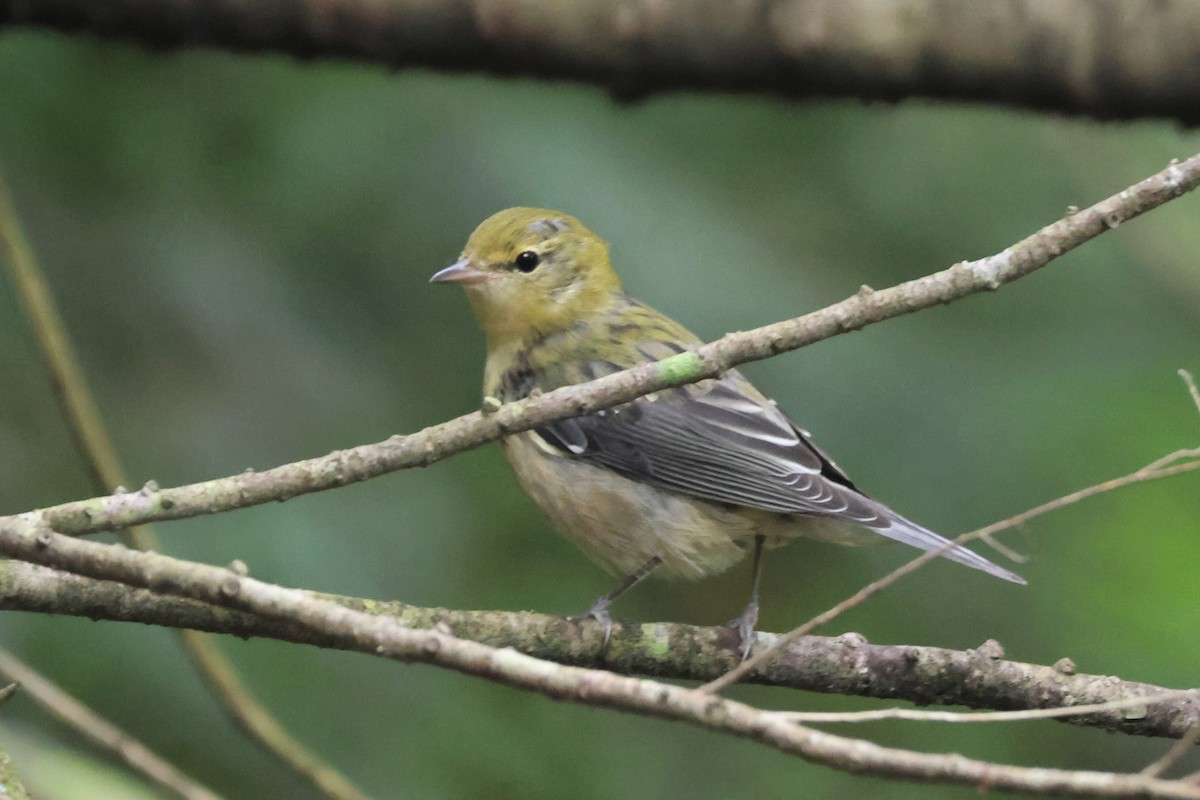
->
<box><xmin>502</xmin><ymin>432</ymin><xmax>754</xmax><ymax>580</ymax></box>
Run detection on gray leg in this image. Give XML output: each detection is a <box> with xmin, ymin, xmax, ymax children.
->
<box><xmin>727</xmin><ymin>536</ymin><xmax>765</xmax><ymax>661</ymax></box>
<box><xmin>576</xmin><ymin>556</ymin><xmax>663</xmax><ymax>644</ymax></box>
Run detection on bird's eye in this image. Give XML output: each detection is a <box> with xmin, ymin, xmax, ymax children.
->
<box><xmin>514</xmin><ymin>251</ymin><xmax>540</xmax><ymax>273</ymax></box>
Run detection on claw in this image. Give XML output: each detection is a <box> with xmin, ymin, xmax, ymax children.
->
<box><xmin>570</xmin><ymin>596</ymin><xmax>615</xmax><ymax>645</ymax></box>
<box><xmin>727</xmin><ymin>535</ymin><xmax>765</xmax><ymax>662</ymax></box>
<box><xmin>567</xmin><ymin>556</ymin><xmax>663</xmax><ymax>648</ymax></box>
<box><xmin>726</xmin><ymin>599</ymin><xmax>760</xmax><ymax>662</ymax></box>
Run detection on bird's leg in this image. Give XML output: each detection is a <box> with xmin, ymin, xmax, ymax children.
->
<box><xmin>574</xmin><ymin>556</ymin><xmax>663</xmax><ymax>644</ymax></box>
<box><xmin>727</xmin><ymin>535</ymin><xmax>765</xmax><ymax>662</ymax></box>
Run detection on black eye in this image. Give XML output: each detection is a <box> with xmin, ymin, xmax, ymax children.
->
<box><xmin>514</xmin><ymin>250</ymin><xmax>540</xmax><ymax>272</ymax></box>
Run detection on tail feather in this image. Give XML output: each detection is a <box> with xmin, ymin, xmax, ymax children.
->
<box><xmin>873</xmin><ymin>514</ymin><xmax>1026</xmax><ymax>585</ymax></box>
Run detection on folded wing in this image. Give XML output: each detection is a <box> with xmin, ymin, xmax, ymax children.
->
<box><xmin>536</xmin><ymin>368</ymin><xmax>1024</xmax><ymax>584</ymax></box>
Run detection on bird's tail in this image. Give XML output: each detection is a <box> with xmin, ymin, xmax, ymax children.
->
<box><xmin>872</xmin><ymin>512</ymin><xmax>1026</xmax><ymax>585</ymax></box>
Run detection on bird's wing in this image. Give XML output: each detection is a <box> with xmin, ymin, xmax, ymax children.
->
<box><xmin>536</xmin><ymin>365</ymin><xmax>1024</xmax><ymax>584</ymax></box>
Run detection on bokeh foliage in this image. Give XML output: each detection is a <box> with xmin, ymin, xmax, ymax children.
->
<box><xmin>0</xmin><ymin>29</ymin><xmax>1198</xmax><ymax>799</ymax></box>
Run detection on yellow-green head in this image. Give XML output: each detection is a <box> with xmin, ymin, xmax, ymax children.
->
<box><xmin>431</xmin><ymin>207</ymin><xmax>622</xmax><ymax>348</ymax></box>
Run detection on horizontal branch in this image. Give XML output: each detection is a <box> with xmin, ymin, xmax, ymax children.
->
<box><xmin>0</xmin><ymin>525</ymin><xmax>1197</xmax><ymax>798</ymax></box>
<box><xmin>4</xmin><ymin>0</ymin><xmax>1200</xmax><ymax>122</ymax></box>
<box><xmin>5</xmin><ymin>561</ymin><xmax>1196</xmax><ymax>741</ymax></box>
<box><xmin>10</xmin><ymin>151</ymin><xmax>1199</xmax><ymax>542</ymax></box>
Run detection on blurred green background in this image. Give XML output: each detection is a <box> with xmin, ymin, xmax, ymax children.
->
<box><xmin>1</xmin><ymin>27</ymin><xmax>1198</xmax><ymax>800</ymax></box>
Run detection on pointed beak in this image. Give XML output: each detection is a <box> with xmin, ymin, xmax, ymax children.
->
<box><xmin>430</xmin><ymin>259</ymin><xmax>490</xmax><ymax>286</ymax></box>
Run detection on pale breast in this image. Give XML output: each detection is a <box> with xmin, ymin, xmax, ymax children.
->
<box><xmin>502</xmin><ymin>431</ymin><xmax>757</xmax><ymax>580</ymax></box>
<box><xmin>501</xmin><ymin>430</ymin><xmax>878</xmax><ymax>580</ymax></box>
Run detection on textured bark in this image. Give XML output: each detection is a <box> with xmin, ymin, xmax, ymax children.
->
<box><xmin>3</xmin><ymin>508</ymin><xmax>1200</xmax><ymax>797</ymax></box>
<box><xmin>4</xmin><ymin>561</ymin><xmax>1196</xmax><ymax>741</ymax></box>
<box><xmin>3</xmin><ymin>0</ymin><xmax>1200</xmax><ymax>122</ymax></box>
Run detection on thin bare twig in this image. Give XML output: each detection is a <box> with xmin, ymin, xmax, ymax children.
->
<box><xmin>0</xmin><ymin>175</ymin><xmax>369</xmax><ymax>800</ymax></box>
<box><xmin>1143</xmin><ymin>722</ymin><xmax>1200</xmax><ymax>778</ymax></box>
<box><xmin>0</xmin><ymin>649</ymin><xmax>222</xmax><ymax>800</ymax></box>
<box><xmin>972</xmin><ymin>455</ymin><xmax>1200</xmax><ymax>538</ymax></box>
<box><xmin>178</xmin><ymin>634</ymin><xmax>371</xmax><ymax>800</ymax></box>
<box><xmin>1181</xmin><ymin>370</ymin><xmax>1200</xmax><ymax>419</ymax></box>
<box><xmin>774</xmin><ymin>690</ymin><xmax>1200</xmax><ymax>725</ymax></box>
<box><xmin>704</xmin><ymin>437</ymin><xmax>1200</xmax><ymax>692</ymax></box>
<box><xmin>978</xmin><ymin>531</ymin><xmax>1030</xmax><ymax>564</ymax></box>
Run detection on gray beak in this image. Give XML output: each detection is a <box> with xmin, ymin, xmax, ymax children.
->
<box><xmin>429</xmin><ymin>259</ymin><xmax>490</xmax><ymax>285</ymax></box>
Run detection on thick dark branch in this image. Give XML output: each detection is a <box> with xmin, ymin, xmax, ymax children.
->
<box><xmin>3</xmin><ymin>0</ymin><xmax>1200</xmax><ymax>122</ymax></box>
<box><xmin>5</xmin><ymin>561</ymin><xmax>1196</xmax><ymax>741</ymax></box>
<box><xmin>8</xmin><ymin>151</ymin><xmax>1198</xmax><ymax>541</ymax></box>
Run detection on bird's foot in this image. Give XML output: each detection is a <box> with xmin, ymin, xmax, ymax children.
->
<box><xmin>570</xmin><ymin>596</ymin><xmax>615</xmax><ymax>646</ymax></box>
<box><xmin>726</xmin><ymin>599</ymin><xmax>759</xmax><ymax>662</ymax></box>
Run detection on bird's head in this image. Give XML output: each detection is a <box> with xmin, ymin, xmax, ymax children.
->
<box><xmin>431</xmin><ymin>207</ymin><xmax>622</xmax><ymax>348</ymax></box>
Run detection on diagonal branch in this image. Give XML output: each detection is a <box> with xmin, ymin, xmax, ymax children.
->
<box><xmin>706</xmin><ymin>369</ymin><xmax>1200</xmax><ymax>690</ymax></box>
<box><xmin>10</xmin><ymin>151</ymin><xmax>1198</xmax><ymax>541</ymax></box>
<box><xmin>0</xmin><ymin>649</ymin><xmax>224</xmax><ymax>800</ymax></box>
<box><xmin>706</xmin><ymin>448</ymin><xmax>1200</xmax><ymax>692</ymax></box>
<box><xmin>2</xmin><ymin>560</ymin><xmax>1198</xmax><ymax>741</ymax></box>
<box><xmin>0</xmin><ymin>174</ymin><xmax>370</xmax><ymax>800</ymax></box>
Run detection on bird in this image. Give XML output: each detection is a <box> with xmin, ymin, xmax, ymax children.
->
<box><xmin>431</xmin><ymin>207</ymin><xmax>1025</xmax><ymax>659</ymax></box>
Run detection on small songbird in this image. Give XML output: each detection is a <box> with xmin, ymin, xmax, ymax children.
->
<box><xmin>432</xmin><ymin>208</ymin><xmax>1024</xmax><ymax>658</ymax></box>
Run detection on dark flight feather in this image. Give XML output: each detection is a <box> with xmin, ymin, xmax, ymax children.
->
<box><xmin>533</xmin><ymin>364</ymin><xmax>1024</xmax><ymax>584</ymax></box>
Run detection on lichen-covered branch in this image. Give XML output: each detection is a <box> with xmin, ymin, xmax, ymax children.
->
<box><xmin>9</xmin><ymin>151</ymin><xmax>1199</xmax><ymax>543</ymax></box>
<box><xmin>0</xmin><ymin>524</ymin><xmax>1197</xmax><ymax>798</ymax></box>
<box><xmin>3</xmin><ymin>561</ymin><xmax>1197</xmax><ymax>743</ymax></box>
<box><xmin>3</xmin><ymin>0</ymin><xmax>1200</xmax><ymax>123</ymax></box>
